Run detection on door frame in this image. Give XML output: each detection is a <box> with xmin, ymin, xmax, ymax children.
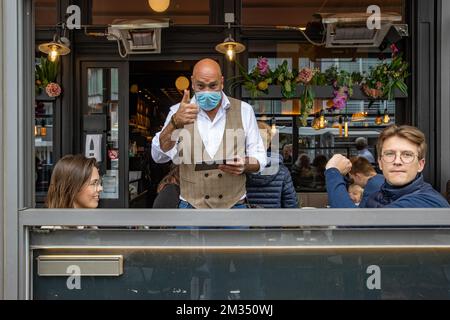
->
<box><xmin>78</xmin><ymin>60</ymin><xmax>129</xmax><ymax>208</ymax></box>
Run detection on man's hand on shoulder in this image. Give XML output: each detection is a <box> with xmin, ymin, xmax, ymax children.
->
<box><xmin>326</xmin><ymin>154</ymin><xmax>352</xmax><ymax>176</ymax></box>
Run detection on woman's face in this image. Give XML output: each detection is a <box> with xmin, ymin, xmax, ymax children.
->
<box><xmin>73</xmin><ymin>167</ymin><xmax>102</xmax><ymax>209</ymax></box>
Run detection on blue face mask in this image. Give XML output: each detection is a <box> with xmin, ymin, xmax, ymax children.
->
<box><xmin>195</xmin><ymin>91</ymin><xmax>222</xmax><ymax>111</ymax></box>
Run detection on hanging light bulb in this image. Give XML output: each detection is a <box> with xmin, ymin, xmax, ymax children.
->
<box><xmin>215</xmin><ymin>35</ymin><xmax>245</xmax><ymax>62</ymax></box>
<box><xmin>48</xmin><ymin>45</ymin><xmax>59</xmax><ymax>62</ymax></box>
<box><xmin>148</xmin><ymin>0</ymin><xmax>170</xmax><ymax>12</ymax></box>
<box><xmin>375</xmin><ymin>110</ymin><xmax>383</xmax><ymax>125</ymax></box>
<box><xmin>39</xmin><ymin>32</ymin><xmax>71</xmax><ymax>62</ymax></box>
<box><xmin>344</xmin><ymin>116</ymin><xmax>349</xmax><ymax>138</ymax></box>
<box><xmin>226</xmin><ymin>44</ymin><xmax>236</xmax><ymax>61</ymax></box>
<box><xmin>312</xmin><ymin>113</ymin><xmax>320</xmax><ymax>130</ymax></box>
<box><xmin>319</xmin><ymin>110</ymin><xmax>326</xmax><ymax>129</ymax></box>
<box><xmin>383</xmin><ymin>108</ymin><xmax>390</xmax><ymax>124</ymax></box>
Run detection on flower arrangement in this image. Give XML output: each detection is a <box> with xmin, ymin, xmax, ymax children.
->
<box><xmin>231</xmin><ymin>57</ymin><xmax>274</xmax><ymax>98</ymax></box>
<box><xmin>296</xmin><ymin>67</ymin><xmax>319</xmax><ymax>126</ymax></box>
<box><xmin>273</xmin><ymin>60</ymin><xmax>298</xmax><ymax>99</ymax></box>
<box><xmin>361</xmin><ymin>45</ymin><xmax>409</xmax><ymax>100</ymax></box>
<box><xmin>232</xmin><ymin>48</ymin><xmax>409</xmax><ymax>125</ymax></box>
<box><xmin>35</xmin><ymin>56</ymin><xmax>62</xmax><ymax>97</ymax></box>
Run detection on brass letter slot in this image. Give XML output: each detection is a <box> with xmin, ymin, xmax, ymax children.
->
<box><xmin>37</xmin><ymin>255</ymin><xmax>123</xmax><ymax>277</ymax></box>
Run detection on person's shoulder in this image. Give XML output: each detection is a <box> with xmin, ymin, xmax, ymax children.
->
<box><xmin>237</xmin><ymin>99</ymin><xmax>255</xmax><ymax>113</ymax></box>
<box><xmin>398</xmin><ymin>185</ymin><xmax>450</xmax><ymax>208</ymax></box>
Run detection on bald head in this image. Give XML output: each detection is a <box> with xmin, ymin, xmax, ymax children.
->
<box><xmin>191</xmin><ymin>58</ymin><xmax>224</xmax><ymax>93</ymax></box>
<box><xmin>193</xmin><ymin>58</ymin><xmax>222</xmax><ymax>77</ymax></box>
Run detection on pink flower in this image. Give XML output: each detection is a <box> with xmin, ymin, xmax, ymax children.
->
<box><xmin>297</xmin><ymin>67</ymin><xmax>314</xmax><ymax>84</ymax></box>
<box><xmin>332</xmin><ymin>91</ymin><xmax>348</xmax><ymax>110</ymax></box>
<box><xmin>390</xmin><ymin>44</ymin><xmax>399</xmax><ymax>57</ymax></box>
<box><xmin>257</xmin><ymin>57</ymin><xmax>270</xmax><ymax>76</ymax></box>
<box><xmin>45</xmin><ymin>82</ymin><xmax>61</xmax><ymax>97</ymax></box>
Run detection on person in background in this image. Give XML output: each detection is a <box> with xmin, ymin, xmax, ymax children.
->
<box><xmin>282</xmin><ymin>144</ymin><xmax>293</xmax><ymax>164</ymax></box>
<box><xmin>153</xmin><ymin>165</ymin><xmax>180</xmax><ymax>208</ymax></box>
<box><xmin>291</xmin><ymin>154</ymin><xmax>314</xmax><ymax>189</ymax></box>
<box><xmin>46</xmin><ymin>154</ymin><xmax>102</xmax><ymax>208</ymax></box>
<box><xmin>325</xmin><ymin>125</ymin><xmax>450</xmax><ymax>208</ymax></box>
<box><xmin>348</xmin><ymin>184</ymin><xmax>364</xmax><ymax>206</ymax></box>
<box><xmin>348</xmin><ymin>156</ymin><xmax>385</xmax><ymax>207</ymax></box>
<box><xmin>312</xmin><ymin>155</ymin><xmax>328</xmax><ymax>190</ymax></box>
<box><xmin>246</xmin><ymin>121</ymin><xmax>298</xmax><ymax>208</ymax></box>
<box><xmin>355</xmin><ymin>137</ymin><xmax>376</xmax><ymax>164</ymax></box>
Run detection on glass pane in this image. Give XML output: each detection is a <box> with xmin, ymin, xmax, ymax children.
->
<box><xmin>242</xmin><ymin>0</ymin><xmax>405</xmax><ymax>26</ymax></box>
<box><xmin>35</xmin><ymin>99</ymin><xmax>54</xmax><ymax>200</ymax></box>
<box><xmin>92</xmin><ymin>0</ymin><xmax>210</xmax><ymax>25</ymax></box>
<box><xmin>86</xmin><ymin>68</ymin><xmax>120</xmax><ymax>200</ymax></box>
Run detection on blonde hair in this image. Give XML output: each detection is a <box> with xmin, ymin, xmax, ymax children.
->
<box><xmin>46</xmin><ymin>155</ymin><xmax>98</xmax><ymax>208</ymax></box>
<box><xmin>377</xmin><ymin>125</ymin><xmax>427</xmax><ymax>160</ymax></box>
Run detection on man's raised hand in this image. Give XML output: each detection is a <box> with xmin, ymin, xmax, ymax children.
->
<box><xmin>172</xmin><ymin>89</ymin><xmax>199</xmax><ymax>127</ymax></box>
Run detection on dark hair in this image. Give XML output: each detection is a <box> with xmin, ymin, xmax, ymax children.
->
<box><xmin>355</xmin><ymin>137</ymin><xmax>368</xmax><ymax>150</ymax></box>
<box><xmin>157</xmin><ymin>165</ymin><xmax>180</xmax><ymax>193</ymax></box>
<box><xmin>377</xmin><ymin>125</ymin><xmax>427</xmax><ymax>160</ymax></box>
<box><xmin>46</xmin><ymin>154</ymin><xmax>98</xmax><ymax>208</ymax></box>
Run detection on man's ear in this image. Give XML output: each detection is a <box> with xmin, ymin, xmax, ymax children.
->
<box><xmin>378</xmin><ymin>158</ymin><xmax>383</xmax><ymax>172</ymax></box>
<box><xmin>418</xmin><ymin>158</ymin><xmax>425</xmax><ymax>173</ymax></box>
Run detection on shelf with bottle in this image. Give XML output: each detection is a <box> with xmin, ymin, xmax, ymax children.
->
<box><xmin>130</xmin><ymin>98</ymin><xmax>151</xmax><ymax>132</ymax></box>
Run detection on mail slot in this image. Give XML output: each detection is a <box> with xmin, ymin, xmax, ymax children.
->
<box><xmin>37</xmin><ymin>255</ymin><xmax>123</xmax><ymax>277</ymax></box>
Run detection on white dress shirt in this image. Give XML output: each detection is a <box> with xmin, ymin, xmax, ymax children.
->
<box><xmin>151</xmin><ymin>92</ymin><xmax>267</xmax><ymax>172</ymax></box>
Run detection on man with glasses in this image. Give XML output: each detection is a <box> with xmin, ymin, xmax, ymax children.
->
<box><xmin>151</xmin><ymin>58</ymin><xmax>267</xmax><ymax>209</ymax></box>
<box><xmin>325</xmin><ymin>125</ymin><xmax>450</xmax><ymax>208</ymax></box>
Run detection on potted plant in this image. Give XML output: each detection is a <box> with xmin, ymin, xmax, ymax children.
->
<box><xmin>35</xmin><ymin>56</ymin><xmax>62</xmax><ymax>98</ymax></box>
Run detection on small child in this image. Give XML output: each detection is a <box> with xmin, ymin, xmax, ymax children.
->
<box><xmin>348</xmin><ymin>184</ymin><xmax>364</xmax><ymax>206</ymax></box>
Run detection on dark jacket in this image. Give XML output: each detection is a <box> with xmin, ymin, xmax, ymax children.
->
<box><xmin>246</xmin><ymin>153</ymin><xmax>298</xmax><ymax>208</ymax></box>
<box><xmin>326</xmin><ymin>168</ymin><xmax>450</xmax><ymax>208</ymax></box>
<box><xmin>359</xmin><ymin>174</ymin><xmax>385</xmax><ymax>207</ymax></box>
<box><xmin>152</xmin><ymin>184</ymin><xmax>180</xmax><ymax>208</ymax></box>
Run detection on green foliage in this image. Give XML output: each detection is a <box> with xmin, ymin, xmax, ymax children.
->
<box><xmin>35</xmin><ymin>57</ymin><xmax>59</xmax><ymax>94</ymax></box>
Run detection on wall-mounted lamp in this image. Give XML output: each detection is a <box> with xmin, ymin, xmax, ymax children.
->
<box><xmin>38</xmin><ymin>24</ymin><xmax>71</xmax><ymax>62</ymax></box>
<box><xmin>215</xmin><ymin>13</ymin><xmax>245</xmax><ymax>61</ymax></box>
<box><xmin>148</xmin><ymin>0</ymin><xmax>170</xmax><ymax>13</ymax></box>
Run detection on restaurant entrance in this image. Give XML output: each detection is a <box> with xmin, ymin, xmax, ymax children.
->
<box><xmin>127</xmin><ymin>60</ymin><xmax>197</xmax><ymax>208</ymax></box>
<box><xmin>79</xmin><ymin>59</ymin><xmax>198</xmax><ymax>209</ymax></box>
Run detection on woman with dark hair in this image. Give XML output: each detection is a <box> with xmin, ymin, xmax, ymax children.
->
<box><xmin>153</xmin><ymin>165</ymin><xmax>180</xmax><ymax>208</ymax></box>
<box><xmin>46</xmin><ymin>154</ymin><xmax>102</xmax><ymax>208</ymax></box>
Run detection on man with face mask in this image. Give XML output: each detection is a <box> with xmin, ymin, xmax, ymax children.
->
<box><xmin>151</xmin><ymin>59</ymin><xmax>267</xmax><ymax>209</ymax></box>
<box><xmin>324</xmin><ymin>125</ymin><xmax>450</xmax><ymax>208</ymax></box>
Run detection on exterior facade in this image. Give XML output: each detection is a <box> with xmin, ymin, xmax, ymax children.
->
<box><xmin>1</xmin><ymin>0</ymin><xmax>450</xmax><ymax>300</ymax></box>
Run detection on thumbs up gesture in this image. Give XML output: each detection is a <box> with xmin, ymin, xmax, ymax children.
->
<box><xmin>172</xmin><ymin>90</ymin><xmax>199</xmax><ymax>127</ymax></box>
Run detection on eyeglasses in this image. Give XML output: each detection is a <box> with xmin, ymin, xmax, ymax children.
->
<box><xmin>381</xmin><ymin>150</ymin><xmax>419</xmax><ymax>164</ymax></box>
<box><xmin>88</xmin><ymin>178</ymin><xmax>103</xmax><ymax>190</ymax></box>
